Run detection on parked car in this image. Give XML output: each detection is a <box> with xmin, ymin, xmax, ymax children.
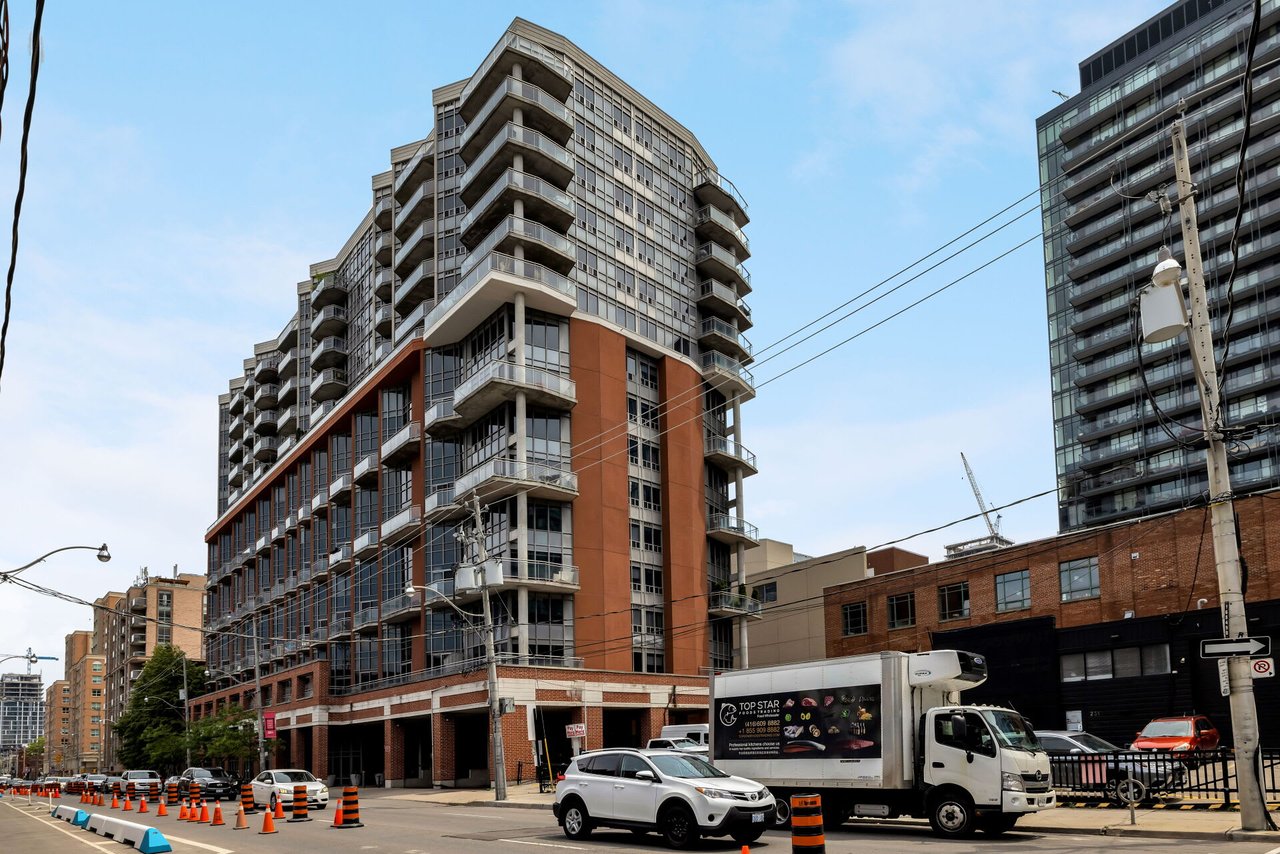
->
<box><xmin>250</xmin><ymin>769</ymin><xmax>329</xmax><ymax>811</ymax></box>
<box><xmin>645</xmin><ymin>737</ymin><xmax>708</xmax><ymax>755</ymax></box>
<box><xmin>1132</xmin><ymin>716</ymin><xmax>1220</xmax><ymax>755</ymax></box>
<box><xmin>1037</xmin><ymin>730</ymin><xmax>1186</xmax><ymax>803</ymax></box>
<box><xmin>554</xmin><ymin>748</ymin><xmax>776</xmax><ymax>848</ymax></box>
<box><xmin>177</xmin><ymin>767</ymin><xmax>238</xmax><ymax>801</ymax></box>
<box><xmin>122</xmin><ymin>770</ymin><xmax>163</xmax><ymax>795</ymax></box>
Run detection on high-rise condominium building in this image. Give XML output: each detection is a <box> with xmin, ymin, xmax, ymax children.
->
<box><xmin>198</xmin><ymin>19</ymin><xmax>759</xmax><ymax>787</ymax></box>
<box><xmin>0</xmin><ymin>672</ymin><xmax>44</xmax><ymax>755</ymax></box>
<box><xmin>1038</xmin><ymin>0</ymin><xmax>1280</xmax><ymax>530</ymax></box>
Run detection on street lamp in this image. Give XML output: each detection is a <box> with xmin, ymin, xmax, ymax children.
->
<box><xmin>1</xmin><ymin>544</ymin><xmax>110</xmax><ymax>582</ymax></box>
<box><xmin>405</xmin><ymin>577</ymin><xmax>508</xmax><ymax>801</ymax></box>
<box><xmin>0</xmin><ymin>650</ymin><xmax>57</xmax><ymax>669</ymax></box>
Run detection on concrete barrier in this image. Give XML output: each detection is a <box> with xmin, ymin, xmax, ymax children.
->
<box><xmin>50</xmin><ymin>805</ymin><xmax>89</xmax><ymax>827</ymax></box>
<box><xmin>83</xmin><ymin>812</ymin><xmax>173</xmax><ymax>854</ymax></box>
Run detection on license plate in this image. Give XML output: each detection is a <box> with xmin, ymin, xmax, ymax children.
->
<box><xmin>751</xmin><ymin>812</ymin><xmax>764</xmax><ymax>823</ymax></box>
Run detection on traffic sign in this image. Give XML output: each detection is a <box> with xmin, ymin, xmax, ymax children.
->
<box><xmin>1200</xmin><ymin>636</ymin><xmax>1271</xmax><ymax>658</ymax></box>
<box><xmin>1253</xmin><ymin>658</ymin><xmax>1275</xmax><ymax>679</ymax></box>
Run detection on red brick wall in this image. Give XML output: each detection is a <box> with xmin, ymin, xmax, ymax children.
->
<box><xmin>826</xmin><ymin>494</ymin><xmax>1280</xmax><ymax>658</ymax></box>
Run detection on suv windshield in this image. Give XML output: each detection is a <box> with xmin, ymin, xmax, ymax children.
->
<box><xmin>649</xmin><ymin>754</ymin><xmax>728</xmax><ymax>779</ymax></box>
<box><xmin>1141</xmin><ymin>721</ymin><xmax>1193</xmax><ymax>737</ymax></box>
<box><xmin>981</xmin><ymin>710</ymin><xmax>1041</xmax><ymax>751</ymax></box>
<box><xmin>193</xmin><ymin>768</ymin><xmax>227</xmax><ymax>778</ymax></box>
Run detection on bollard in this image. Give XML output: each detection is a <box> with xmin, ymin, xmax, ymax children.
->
<box><xmin>790</xmin><ymin>793</ymin><xmax>825</xmax><ymax>854</ymax></box>
<box><xmin>331</xmin><ymin>785</ymin><xmax>363</xmax><ymax>828</ymax></box>
<box><xmin>166</xmin><ymin>782</ymin><xmax>178</xmax><ymax>807</ymax></box>
<box><xmin>288</xmin><ymin>784</ymin><xmax>311</xmax><ymax>822</ymax></box>
<box><xmin>239</xmin><ymin>782</ymin><xmax>257</xmax><ymax>815</ymax></box>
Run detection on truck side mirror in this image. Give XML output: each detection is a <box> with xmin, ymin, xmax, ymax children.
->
<box><xmin>949</xmin><ymin>713</ymin><xmax>968</xmax><ymax>745</ymax></box>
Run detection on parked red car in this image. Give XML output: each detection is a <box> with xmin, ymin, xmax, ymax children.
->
<box><xmin>1132</xmin><ymin>716</ymin><xmax>1220</xmax><ymax>753</ymax></box>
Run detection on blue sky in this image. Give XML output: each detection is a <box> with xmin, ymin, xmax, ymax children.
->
<box><xmin>0</xmin><ymin>0</ymin><xmax>1171</xmax><ymax>673</ymax></box>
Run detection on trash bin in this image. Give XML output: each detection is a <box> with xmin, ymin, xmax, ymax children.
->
<box><xmin>350</xmin><ymin>773</ymin><xmax>361</xmax><ymax>788</ymax></box>
<box><xmin>374</xmin><ymin>773</ymin><xmax>384</xmax><ymax>788</ymax></box>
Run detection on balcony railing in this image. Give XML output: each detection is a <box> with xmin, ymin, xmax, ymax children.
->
<box><xmin>459</xmin><ymin>168</ymin><xmax>574</xmax><ymax>241</ymax></box>
<box><xmin>454</xmin><ymin>361</ymin><xmax>576</xmax><ymax>418</ymax></box>
<box><xmin>459</xmin><ymin>123</ymin><xmax>574</xmax><ymax>204</ymax></box>
<box><xmin>459</xmin><ymin>77</ymin><xmax>573</xmax><ymax>161</ymax></box>
<box><xmin>381</xmin><ymin>503</ymin><xmax>422</xmax><ymax>543</ymax></box>
<box><xmin>460</xmin><ymin>215</ymin><xmax>574</xmax><ymax>277</ymax></box>
<box><xmin>704</xmin><ymin>434</ymin><xmax>758</xmax><ymax>473</ymax></box>
<box><xmin>694</xmin><ymin>169</ymin><xmax>749</xmax><ymax>222</ymax></box>
<box><xmin>701</xmin><ymin>350</ymin><xmax>756</xmax><ymax>399</ymax></box>
<box><xmin>457</xmin><ymin>31</ymin><xmax>572</xmax><ymax>121</ymax></box>
<box><xmin>709</xmin><ymin>591</ymin><xmax>763</xmax><ymax>617</ymax></box>
<box><xmin>707</xmin><ymin>512</ymin><xmax>760</xmax><ymax>544</ymax></box>
<box><xmin>455</xmin><ymin>457</ymin><xmax>577</xmax><ymax>499</ymax></box>
<box><xmin>381</xmin><ymin>421</ymin><xmax>422</xmax><ymax>465</ymax></box>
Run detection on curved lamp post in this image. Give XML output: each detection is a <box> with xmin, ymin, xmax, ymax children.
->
<box><xmin>2</xmin><ymin>544</ymin><xmax>111</xmax><ymax>582</ymax></box>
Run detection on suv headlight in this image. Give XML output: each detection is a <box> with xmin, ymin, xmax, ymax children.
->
<box><xmin>1170</xmin><ymin>742</ymin><xmax>1191</xmax><ymax>751</ymax></box>
<box><xmin>1001</xmin><ymin>772</ymin><xmax>1025</xmax><ymax>792</ymax></box>
<box><xmin>695</xmin><ymin>786</ymin><xmax>736</xmax><ymax>800</ymax></box>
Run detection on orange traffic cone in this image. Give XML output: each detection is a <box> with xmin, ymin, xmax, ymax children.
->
<box><xmin>138</xmin><ymin>795</ymin><xmax>148</xmax><ymax>814</ymax></box>
<box><xmin>123</xmin><ymin>794</ymin><xmax>133</xmax><ymax>811</ymax></box>
<box><xmin>188</xmin><ymin>799</ymin><xmax>201</xmax><ymax>823</ymax></box>
<box><xmin>273</xmin><ymin>798</ymin><xmax>285</xmax><ymax>820</ymax></box>
<box><xmin>156</xmin><ymin>799</ymin><xmax>167</xmax><ymax>817</ymax></box>
<box><xmin>743</xmin><ymin>846</ymin><xmax>750</xmax><ymax>854</ymax></box>
<box><xmin>259</xmin><ymin>808</ymin><xmax>278</xmax><ymax>835</ymax></box>
<box><xmin>199</xmin><ymin>800</ymin><xmax>210</xmax><ymax>823</ymax></box>
<box><xmin>111</xmin><ymin>793</ymin><xmax>119</xmax><ymax>810</ymax></box>
<box><xmin>331</xmin><ymin>802</ymin><xmax>344</xmax><ymax>828</ymax></box>
<box><xmin>210</xmin><ymin>802</ymin><xmax>225</xmax><ymax>827</ymax></box>
<box><xmin>233</xmin><ymin>803</ymin><xmax>249</xmax><ymax>830</ymax></box>
<box><xmin>178</xmin><ymin>799</ymin><xmax>188</xmax><ymax>820</ymax></box>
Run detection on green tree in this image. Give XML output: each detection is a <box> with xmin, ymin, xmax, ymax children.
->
<box><xmin>111</xmin><ymin>644</ymin><xmax>206</xmax><ymax>774</ymax></box>
<box><xmin>24</xmin><ymin>736</ymin><xmax>45</xmax><ymax>773</ymax></box>
<box><xmin>189</xmin><ymin>704</ymin><xmax>276</xmax><ymax>771</ymax></box>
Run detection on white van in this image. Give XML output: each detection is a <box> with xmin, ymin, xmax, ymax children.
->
<box><xmin>660</xmin><ymin>723</ymin><xmax>709</xmax><ymax>746</ymax></box>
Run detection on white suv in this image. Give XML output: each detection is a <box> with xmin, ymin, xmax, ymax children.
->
<box><xmin>553</xmin><ymin>748</ymin><xmax>775</xmax><ymax>849</ymax></box>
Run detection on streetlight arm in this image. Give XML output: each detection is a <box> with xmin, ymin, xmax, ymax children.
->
<box><xmin>405</xmin><ymin>583</ymin><xmax>482</xmax><ymax>622</ymax></box>
<box><xmin>2</xmin><ymin>544</ymin><xmax>111</xmax><ymax>580</ymax></box>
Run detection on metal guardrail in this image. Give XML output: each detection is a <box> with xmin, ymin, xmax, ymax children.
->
<box><xmin>1048</xmin><ymin>748</ymin><xmax>1280</xmax><ymax>805</ymax></box>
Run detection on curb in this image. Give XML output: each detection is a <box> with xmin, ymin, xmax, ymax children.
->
<box><xmin>425</xmin><ymin>799</ymin><xmax>550</xmax><ymax>811</ymax></box>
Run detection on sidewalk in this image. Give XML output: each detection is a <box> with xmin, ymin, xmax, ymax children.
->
<box><xmin>387</xmin><ymin>783</ymin><xmax>1280</xmax><ymax>843</ymax></box>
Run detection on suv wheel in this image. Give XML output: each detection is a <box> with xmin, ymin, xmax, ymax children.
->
<box><xmin>561</xmin><ymin>799</ymin><xmax>592</xmax><ymax>840</ymax></box>
<box><xmin>661</xmin><ymin>803</ymin><xmax>698</xmax><ymax>850</ymax></box>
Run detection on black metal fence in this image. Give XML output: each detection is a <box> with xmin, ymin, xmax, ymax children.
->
<box><xmin>1048</xmin><ymin>748</ymin><xmax>1280</xmax><ymax>805</ymax></box>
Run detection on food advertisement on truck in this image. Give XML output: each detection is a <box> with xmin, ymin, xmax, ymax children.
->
<box><xmin>714</xmin><ymin>684</ymin><xmax>881</xmax><ymax>760</ymax></box>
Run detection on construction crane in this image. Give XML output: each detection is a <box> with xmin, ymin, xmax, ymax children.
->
<box><xmin>962</xmin><ymin>452</ymin><xmax>1001</xmax><ymax>538</ymax></box>
<box><xmin>944</xmin><ymin>453</ymin><xmax>1013</xmax><ymax>558</ymax></box>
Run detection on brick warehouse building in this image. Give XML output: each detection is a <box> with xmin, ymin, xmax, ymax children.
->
<box><xmin>823</xmin><ymin>491</ymin><xmax>1280</xmax><ymax>747</ymax></box>
<box><xmin>194</xmin><ymin>19</ymin><xmax>758</xmax><ymax>787</ymax></box>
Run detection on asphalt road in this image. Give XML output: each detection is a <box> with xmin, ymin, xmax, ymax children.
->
<box><xmin>3</xmin><ymin>791</ymin><xmax>1279</xmax><ymax>854</ymax></box>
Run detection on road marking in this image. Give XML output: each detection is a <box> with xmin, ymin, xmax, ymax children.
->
<box><xmin>1259</xmin><ymin>846</ymin><xmax>1280</xmax><ymax>854</ymax></box>
<box><xmin>1</xmin><ymin>801</ymin><xmax>119</xmax><ymax>851</ymax></box>
<box><xmin>498</xmin><ymin>841</ymin><xmax>584</xmax><ymax>850</ymax></box>
<box><xmin>161</xmin><ymin>832</ymin><xmax>234</xmax><ymax>854</ymax></box>
<box><xmin>442</xmin><ymin>810</ymin><xmax>528</xmax><ymax>819</ymax></box>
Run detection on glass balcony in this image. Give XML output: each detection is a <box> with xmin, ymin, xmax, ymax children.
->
<box><xmin>393</xmin><ymin>142</ymin><xmax>434</xmax><ymax>202</ymax></box>
<box><xmin>695</xmin><ymin>242</ymin><xmax>751</xmax><ymax>294</ymax></box>
<box><xmin>394</xmin><ymin>179</ymin><xmax>436</xmax><ymax>238</ymax></box>
<box><xmin>229</xmin><ymin>390</ymin><xmax>245</xmax><ymax>415</ymax></box>
<box><xmin>311</xmin><ymin>555</ymin><xmax>330</xmax><ymax>582</ymax></box>
<box><xmin>256</xmin><ymin>535</ymin><xmax>269</xmax><ymax>554</ymax></box>
<box><xmin>424</xmin><ymin>486</ymin><xmax>466</xmax><ymax>522</ymax></box>
<box><xmin>228</xmin><ymin>463</ymin><xmax>243</xmax><ymax>487</ymax></box>
<box><xmin>380</xmin><ymin>590</ymin><xmax>421</xmax><ymax>624</ymax></box>
<box><xmin>694</xmin><ymin>205</ymin><xmax>750</xmax><ymax>260</ymax></box>
<box><xmin>419</xmin><ymin>252</ymin><xmax>576</xmax><ymax>348</ymax></box>
<box><xmin>253</xmin><ymin>354</ymin><xmax>280</xmax><ymax>383</ymax></box>
<box><xmin>374</xmin><ymin>268</ymin><xmax>394</xmax><ymax>302</ymax></box>
<box><xmin>310</xmin><ymin>305</ymin><xmax>348</xmax><ymax>340</ymax></box>
<box><xmin>329</xmin><ymin>543</ymin><xmax>353</xmax><ymax>574</ymax></box>
<box><xmin>310</xmin><ymin>273</ymin><xmax>346</xmax><ymax>310</ymax></box>
<box><xmin>228</xmin><ymin>413</ymin><xmax>245</xmax><ymax>440</ymax></box>
<box><xmin>514</xmin><ymin>561</ymin><xmax>579</xmax><ymax>594</ymax></box>
<box><xmin>329</xmin><ymin>473</ymin><xmax>352</xmax><ymax>503</ymax></box>
<box><xmin>461</xmin><ymin>214</ymin><xmax>574</xmax><ymax>276</ymax></box>
<box><xmin>285</xmin><ymin>512</ymin><xmax>298</xmax><ymax>532</ymax></box>
<box><xmin>708</xmin><ymin>591</ymin><xmax>763</xmax><ymax>619</ymax></box>
<box><xmin>697</xmin><ymin>279</ymin><xmax>752</xmax><ymax>330</ymax></box>
<box><xmin>228</xmin><ymin>442</ymin><xmax>244</xmax><ymax>465</ymax></box>
<box><xmin>310</xmin><ymin>368</ymin><xmax>348</xmax><ymax>402</ymax></box>
<box><xmin>701</xmin><ymin>351</ymin><xmax>756</xmax><ymax>401</ymax></box>
<box><xmin>278</xmin><ymin>348</ymin><xmax>297</xmax><ymax>380</ymax></box>
<box><xmin>353</xmin><ymin>453</ymin><xmax>379</xmax><ymax>486</ymax></box>
<box><xmin>354</xmin><ymin>606</ymin><xmax>380</xmax><ymax>632</ymax></box>
<box><xmin>278</xmin><ymin>405</ymin><xmax>297</xmax><ymax>435</ymax></box>
<box><xmin>373</xmin><ymin>195</ymin><xmax>394</xmax><ymax>230</ymax></box>
<box><xmin>311</xmin><ymin>337</ymin><xmax>348</xmax><ymax>371</ymax></box>
<box><xmin>381</xmin><ymin>503</ymin><xmax>422</xmax><ymax>544</ymax></box>
<box><xmin>460</xmin><ymin>168</ymin><xmax>575</xmax><ymax>247</ymax></box>
<box><xmin>394</xmin><ymin>259</ymin><xmax>436</xmax><ymax>317</ymax></box>
<box><xmin>277</xmin><ymin>377</ymin><xmax>297</xmax><ymax>408</ymax></box>
<box><xmin>424</xmin><ymin>399</ymin><xmax>465</xmax><ymax>439</ymax></box>
<box><xmin>693</xmin><ymin>169</ymin><xmax>749</xmax><ymax>226</ymax></box>
<box><xmin>459</xmin><ymin>77</ymin><xmax>573</xmax><ymax>164</ymax></box>
<box><xmin>454</xmin><ymin>361</ymin><xmax>576</xmax><ymax>423</ymax></box>
<box><xmin>298</xmin><ymin>503</ymin><xmax>312</xmax><ymax>525</ymax></box>
<box><xmin>457</xmin><ymin>31</ymin><xmax>572</xmax><ymax>123</ymax></box>
<box><xmin>353</xmin><ymin>530</ymin><xmax>379</xmax><ymax>560</ymax></box>
<box><xmin>459</xmin><ymin>123</ymin><xmax>574</xmax><ymax>208</ymax></box>
<box><xmin>253</xmin><ymin>382</ymin><xmax>279</xmax><ymax>410</ymax></box>
<box><xmin>698</xmin><ymin>316</ymin><xmax>752</xmax><ymax>363</ymax></box>
<box><xmin>330</xmin><ymin>615</ymin><xmax>353</xmax><ymax>638</ymax></box>
<box><xmin>707</xmin><ymin>512</ymin><xmax>759</xmax><ymax>545</ymax></box>
<box><xmin>704</xmin><ymin>434</ymin><xmax>758</xmax><ymax>476</ymax></box>
<box><xmin>381</xmin><ymin>421</ymin><xmax>422</xmax><ymax>466</ymax></box>
<box><xmin>375</xmin><ymin>304</ymin><xmax>393</xmax><ymax>338</ymax></box>
<box><xmin>253</xmin><ymin>436</ymin><xmax>279</xmax><ymax>463</ymax></box>
<box><xmin>455</xmin><ymin>457</ymin><xmax>578</xmax><ymax>502</ymax></box>
<box><xmin>394</xmin><ymin>219</ymin><xmax>435</xmax><ymax>278</ymax></box>
<box><xmin>374</xmin><ymin>232</ymin><xmax>394</xmax><ymax>267</ymax></box>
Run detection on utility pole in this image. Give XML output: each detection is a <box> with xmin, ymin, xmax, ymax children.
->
<box><xmin>250</xmin><ymin>622</ymin><xmax>268</xmax><ymax>775</ymax></box>
<box><xmin>459</xmin><ymin>496</ymin><xmax>507</xmax><ymax>801</ymax></box>
<box><xmin>180</xmin><ymin>653</ymin><xmax>191</xmax><ymax>769</ymax></box>
<box><xmin>1164</xmin><ymin>118</ymin><xmax>1269</xmax><ymax>831</ymax></box>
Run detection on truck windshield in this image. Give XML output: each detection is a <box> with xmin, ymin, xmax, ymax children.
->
<box><xmin>982</xmin><ymin>710</ymin><xmax>1041</xmax><ymax>752</ymax></box>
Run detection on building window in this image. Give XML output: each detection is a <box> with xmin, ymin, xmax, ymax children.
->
<box><xmin>995</xmin><ymin>569</ymin><xmax>1031</xmax><ymax>612</ymax></box>
<box><xmin>887</xmin><ymin>593</ymin><xmax>915</xmax><ymax>629</ymax></box>
<box><xmin>937</xmin><ymin>582</ymin><xmax>970</xmax><ymax>620</ymax></box>
<box><xmin>754</xmin><ymin>582</ymin><xmax>778</xmax><ymax>604</ymax></box>
<box><xmin>842</xmin><ymin>602</ymin><xmax>868</xmax><ymax>636</ymax></box>
<box><xmin>91</xmin><ymin>663</ymin><xmax>102</xmax><ymax>672</ymax></box>
<box><xmin>1059</xmin><ymin>644</ymin><xmax>1171</xmax><ymax>682</ymax></box>
<box><xmin>298</xmin><ymin>675</ymin><xmax>313</xmax><ymax>699</ymax></box>
<box><xmin>1059</xmin><ymin>557</ymin><xmax>1100</xmax><ymax>601</ymax></box>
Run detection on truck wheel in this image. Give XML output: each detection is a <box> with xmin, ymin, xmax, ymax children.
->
<box><xmin>928</xmin><ymin>791</ymin><xmax>976</xmax><ymax>838</ymax></box>
<box><xmin>979</xmin><ymin>813</ymin><xmax>1019</xmax><ymax>836</ymax></box>
<box><xmin>660</xmin><ymin>803</ymin><xmax>698</xmax><ymax>850</ymax></box>
<box><xmin>560</xmin><ymin>799</ymin><xmax>592</xmax><ymax>840</ymax></box>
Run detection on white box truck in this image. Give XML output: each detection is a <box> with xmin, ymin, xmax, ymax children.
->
<box><xmin>710</xmin><ymin>649</ymin><xmax>1054</xmax><ymax>838</ymax></box>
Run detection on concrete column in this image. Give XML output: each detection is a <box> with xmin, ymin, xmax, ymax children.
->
<box><xmin>310</xmin><ymin>724</ymin><xmax>329</xmax><ymax>780</ymax></box>
<box><xmin>385</xmin><ymin>718</ymin><xmax>405</xmax><ymax>788</ymax></box>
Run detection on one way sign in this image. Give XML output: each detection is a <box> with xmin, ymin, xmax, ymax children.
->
<box><xmin>1200</xmin><ymin>636</ymin><xmax>1271</xmax><ymax>659</ymax></box>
